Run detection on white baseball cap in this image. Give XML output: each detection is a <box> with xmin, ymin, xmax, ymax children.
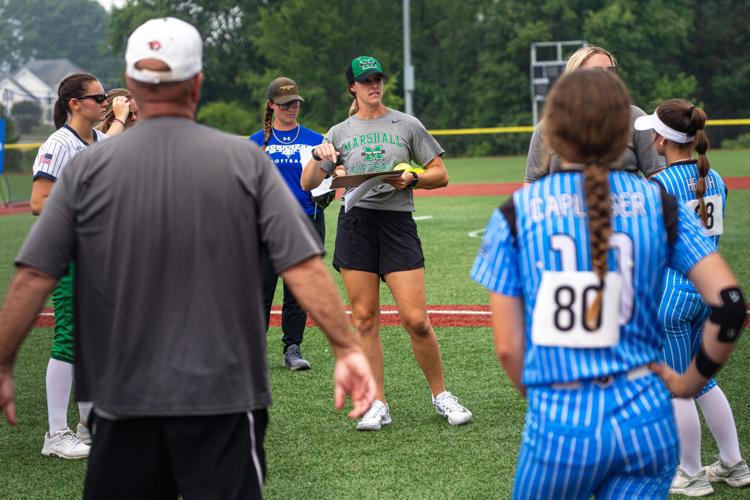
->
<box><xmin>125</xmin><ymin>17</ymin><xmax>203</xmax><ymax>84</ymax></box>
<box><xmin>634</xmin><ymin>111</ymin><xmax>694</xmax><ymax>144</ymax></box>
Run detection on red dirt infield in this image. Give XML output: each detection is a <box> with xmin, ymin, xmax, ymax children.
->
<box><xmin>4</xmin><ymin>177</ymin><xmax>750</xmax><ymax>216</ymax></box>
<box><xmin>33</xmin><ymin>305</ymin><xmax>493</xmax><ymax>329</ymax></box>
<box><xmin>32</xmin><ymin>305</ymin><xmax>750</xmax><ymax>329</ymax></box>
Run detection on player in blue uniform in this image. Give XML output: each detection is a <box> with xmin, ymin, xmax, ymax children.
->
<box><xmin>635</xmin><ymin>100</ymin><xmax>750</xmax><ymax>495</ymax></box>
<box><xmin>249</xmin><ymin>77</ymin><xmax>325</xmax><ymax>370</ymax></box>
<box><xmin>471</xmin><ymin>69</ymin><xmax>746</xmax><ymax>498</ymax></box>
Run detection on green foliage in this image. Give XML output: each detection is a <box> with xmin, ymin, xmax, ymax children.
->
<box><xmin>196</xmin><ymin>100</ymin><xmax>255</xmax><ymax>135</ymax></box>
<box><xmin>95</xmin><ymin>0</ymin><xmax>750</xmax><ymax>152</ymax></box>
<box><xmin>721</xmin><ymin>133</ymin><xmax>750</xmax><ymax>150</ymax></box>
<box><xmin>11</xmin><ymin>100</ymin><xmax>42</xmax><ymax>134</ymax></box>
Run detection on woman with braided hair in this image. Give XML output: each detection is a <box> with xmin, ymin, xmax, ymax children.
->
<box><xmin>635</xmin><ymin>100</ymin><xmax>750</xmax><ymax>495</ymax></box>
<box><xmin>472</xmin><ymin>69</ymin><xmax>746</xmax><ymax>498</ymax></box>
<box><xmin>249</xmin><ymin>77</ymin><xmax>324</xmax><ymax>370</ymax></box>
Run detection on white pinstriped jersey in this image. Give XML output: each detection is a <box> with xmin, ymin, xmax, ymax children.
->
<box><xmin>472</xmin><ymin>170</ymin><xmax>715</xmax><ymax>385</ymax></box>
<box><xmin>32</xmin><ymin>125</ymin><xmax>107</xmax><ymax>181</ymax></box>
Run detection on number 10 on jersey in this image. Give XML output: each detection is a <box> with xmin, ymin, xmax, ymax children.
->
<box><xmin>531</xmin><ymin>233</ymin><xmax>634</xmax><ymax>349</ymax></box>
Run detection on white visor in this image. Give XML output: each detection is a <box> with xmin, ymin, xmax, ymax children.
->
<box><xmin>633</xmin><ymin>112</ymin><xmax>694</xmax><ymax>144</ymax></box>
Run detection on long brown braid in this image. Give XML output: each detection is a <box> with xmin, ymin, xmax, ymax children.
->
<box><xmin>656</xmin><ymin>99</ymin><xmax>711</xmax><ymax>225</ymax></box>
<box><xmin>262</xmin><ymin>102</ymin><xmax>274</xmax><ymax>150</ymax></box>
<box><xmin>543</xmin><ymin>69</ymin><xmax>632</xmax><ymax>329</ymax></box>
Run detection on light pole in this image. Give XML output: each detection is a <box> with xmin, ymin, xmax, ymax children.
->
<box><xmin>403</xmin><ymin>0</ymin><xmax>415</xmax><ymax>115</ymax></box>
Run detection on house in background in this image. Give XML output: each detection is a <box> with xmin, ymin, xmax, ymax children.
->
<box><xmin>0</xmin><ymin>58</ymin><xmax>85</xmax><ymax>125</ymax></box>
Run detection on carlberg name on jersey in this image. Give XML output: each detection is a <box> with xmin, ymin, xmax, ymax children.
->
<box><xmin>529</xmin><ymin>192</ymin><xmax>646</xmax><ymax>223</ymax></box>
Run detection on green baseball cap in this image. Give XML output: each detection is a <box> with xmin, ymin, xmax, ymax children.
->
<box><xmin>346</xmin><ymin>56</ymin><xmax>386</xmax><ymax>83</ymax></box>
<box><xmin>267</xmin><ymin>77</ymin><xmax>305</xmax><ymax>104</ymax></box>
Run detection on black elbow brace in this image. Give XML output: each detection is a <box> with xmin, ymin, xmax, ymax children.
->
<box><xmin>708</xmin><ymin>287</ymin><xmax>747</xmax><ymax>343</ymax></box>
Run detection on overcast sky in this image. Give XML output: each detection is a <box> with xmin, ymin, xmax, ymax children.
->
<box><xmin>95</xmin><ymin>0</ymin><xmax>126</xmax><ymax>11</ymax></box>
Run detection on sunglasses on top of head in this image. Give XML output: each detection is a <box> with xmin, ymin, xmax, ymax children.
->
<box><xmin>75</xmin><ymin>94</ymin><xmax>107</xmax><ymax>104</ymax></box>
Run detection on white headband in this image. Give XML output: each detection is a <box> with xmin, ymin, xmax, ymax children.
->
<box><xmin>634</xmin><ymin>112</ymin><xmax>695</xmax><ymax>144</ymax></box>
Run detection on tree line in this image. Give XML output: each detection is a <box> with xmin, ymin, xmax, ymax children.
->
<box><xmin>2</xmin><ymin>0</ymin><xmax>749</xmax><ymax>156</ymax></box>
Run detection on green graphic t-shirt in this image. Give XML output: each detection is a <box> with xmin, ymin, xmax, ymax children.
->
<box><xmin>321</xmin><ymin>109</ymin><xmax>444</xmax><ymax>211</ymax></box>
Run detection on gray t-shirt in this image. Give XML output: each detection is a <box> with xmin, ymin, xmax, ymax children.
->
<box><xmin>524</xmin><ymin>105</ymin><xmax>664</xmax><ymax>183</ymax></box>
<box><xmin>321</xmin><ymin>109</ymin><xmax>444</xmax><ymax>211</ymax></box>
<box><xmin>16</xmin><ymin>117</ymin><xmax>323</xmax><ymax>417</ymax></box>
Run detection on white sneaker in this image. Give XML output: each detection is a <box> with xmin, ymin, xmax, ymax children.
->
<box><xmin>432</xmin><ymin>391</ymin><xmax>472</xmax><ymax>425</ymax></box>
<box><xmin>669</xmin><ymin>468</ymin><xmax>714</xmax><ymax>497</ymax></box>
<box><xmin>356</xmin><ymin>400</ymin><xmax>391</xmax><ymax>431</ymax></box>
<box><xmin>705</xmin><ymin>457</ymin><xmax>750</xmax><ymax>488</ymax></box>
<box><xmin>42</xmin><ymin>428</ymin><xmax>90</xmax><ymax>459</ymax></box>
<box><xmin>76</xmin><ymin>423</ymin><xmax>92</xmax><ymax>446</ymax></box>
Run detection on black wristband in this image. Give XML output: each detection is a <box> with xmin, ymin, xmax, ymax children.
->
<box><xmin>695</xmin><ymin>346</ymin><xmax>722</xmax><ymax>379</ymax></box>
<box><xmin>311</xmin><ymin>148</ymin><xmax>322</xmax><ymax>161</ymax></box>
<box><xmin>410</xmin><ymin>172</ymin><xmax>419</xmax><ymax>188</ymax></box>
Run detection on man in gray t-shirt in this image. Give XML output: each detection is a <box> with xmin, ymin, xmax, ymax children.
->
<box><xmin>0</xmin><ymin>17</ymin><xmax>373</xmax><ymax>498</ymax></box>
<box><xmin>525</xmin><ymin>105</ymin><xmax>664</xmax><ymax>183</ymax></box>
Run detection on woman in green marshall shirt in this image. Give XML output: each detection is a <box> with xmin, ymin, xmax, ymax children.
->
<box><xmin>302</xmin><ymin>56</ymin><xmax>473</xmax><ymax>431</ymax></box>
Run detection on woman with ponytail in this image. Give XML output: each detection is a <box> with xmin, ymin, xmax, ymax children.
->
<box><xmin>635</xmin><ymin>100</ymin><xmax>750</xmax><ymax>495</ymax></box>
<box><xmin>30</xmin><ymin>73</ymin><xmax>115</xmax><ymax>460</ymax></box>
<box><xmin>249</xmin><ymin>77</ymin><xmax>324</xmax><ymax>370</ymax></box>
<box><xmin>301</xmin><ymin>56</ymin><xmax>473</xmax><ymax>431</ymax></box>
<box><xmin>472</xmin><ymin>69</ymin><xmax>745</xmax><ymax>498</ymax></box>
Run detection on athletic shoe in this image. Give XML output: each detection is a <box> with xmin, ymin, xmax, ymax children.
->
<box><xmin>41</xmin><ymin>428</ymin><xmax>90</xmax><ymax>459</ymax></box>
<box><xmin>356</xmin><ymin>400</ymin><xmax>391</xmax><ymax>431</ymax></box>
<box><xmin>705</xmin><ymin>457</ymin><xmax>750</xmax><ymax>488</ymax></box>
<box><xmin>669</xmin><ymin>468</ymin><xmax>714</xmax><ymax>497</ymax></box>
<box><xmin>76</xmin><ymin>423</ymin><xmax>92</xmax><ymax>446</ymax></box>
<box><xmin>283</xmin><ymin>344</ymin><xmax>311</xmax><ymax>371</ymax></box>
<box><xmin>433</xmin><ymin>391</ymin><xmax>473</xmax><ymax>426</ymax></box>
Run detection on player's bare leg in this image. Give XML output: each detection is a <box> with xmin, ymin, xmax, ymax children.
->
<box><xmin>385</xmin><ymin>268</ymin><xmax>445</xmax><ymax>396</ymax></box>
<box><xmin>341</xmin><ymin>269</ymin><xmax>385</xmax><ymax>401</ymax></box>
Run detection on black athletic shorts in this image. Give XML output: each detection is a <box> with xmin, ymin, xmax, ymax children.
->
<box><xmin>83</xmin><ymin>409</ymin><xmax>268</xmax><ymax>500</ymax></box>
<box><xmin>333</xmin><ymin>207</ymin><xmax>424</xmax><ymax>278</ymax></box>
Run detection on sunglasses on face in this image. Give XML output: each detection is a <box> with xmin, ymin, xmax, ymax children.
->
<box><xmin>76</xmin><ymin>94</ymin><xmax>107</xmax><ymax>104</ymax></box>
<box><xmin>606</xmin><ymin>66</ymin><xmax>619</xmax><ymax>73</ymax></box>
<box><xmin>276</xmin><ymin>101</ymin><xmax>301</xmax><ymax>111</ymax></box>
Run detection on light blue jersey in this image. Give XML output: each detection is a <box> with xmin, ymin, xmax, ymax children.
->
<box><xmin>471</xmin><ymin>170</ymin><xmax>716</xmax><ymax>499</ymax></box>
<box><xmin>472</xmin><ymin>170</ymin><xmax>715</xmax><ymax>386</ymax></box>
<box><xmin>654</xmin><ymin>161</ymin><xmax>727</xmax><ymax>396</ymax></box>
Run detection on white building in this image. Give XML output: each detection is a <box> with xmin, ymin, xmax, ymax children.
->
<box><xmin>0</xmin><ymin>59</ymin><xmax>85</xmax><ymax>125</ymax></box>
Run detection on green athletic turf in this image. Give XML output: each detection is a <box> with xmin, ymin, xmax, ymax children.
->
<box><xmin>0</xmin><ymin>155</ymin><xmax>748</xmax><ymax>498</ymax></box>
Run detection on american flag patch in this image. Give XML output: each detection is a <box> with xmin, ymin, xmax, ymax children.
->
<box><xmin>40</xmin><ymin>153</ymin><xmax>53</xmax><ymax>165</ymax></box>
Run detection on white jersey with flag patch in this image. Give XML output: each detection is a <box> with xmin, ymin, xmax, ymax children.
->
<box><xmin>32</xmin><ymin>124</ymin><xmax>107</xmax><ymax>181</ymax></box>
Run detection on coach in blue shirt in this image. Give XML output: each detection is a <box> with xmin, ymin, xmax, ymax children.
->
<box><xmin>250</xmin><ymin>77</ymin><xmax>326</xmax><ymax>371</ymax></box>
